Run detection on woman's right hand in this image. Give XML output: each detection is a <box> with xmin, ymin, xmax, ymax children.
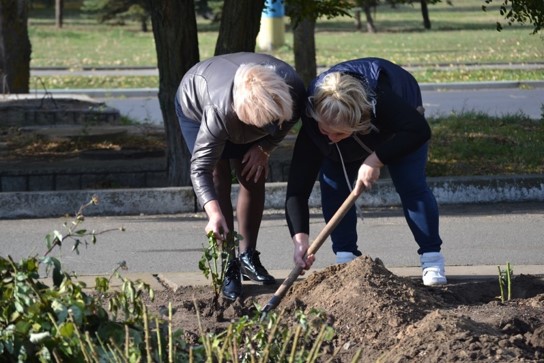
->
<box><xmin>354</xmin><ymin>152</ymin><xmax>384</xmax><ymax>195</ymax></box>
<box><xmin>203</xmin><ymin>200</ymin><xmax>229</xmax><ymax>242</ymax></box>
<box><xmin>292</xmin><ymin>233</ymin><xmax>315</xmax><ymax>271</ymax></box>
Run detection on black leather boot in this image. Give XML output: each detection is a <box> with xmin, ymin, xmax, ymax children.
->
<box><xmin>239</xmin><ymin>249</ymin><xmax>276</xmax><ymax>285</ymax></box>
<box><xmin>222</xmin><ymin>259</ymin><xmax>242</xmax><ymax>301</ymax></box>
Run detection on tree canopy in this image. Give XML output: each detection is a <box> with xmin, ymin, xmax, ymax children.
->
<box><xmin>483</xmin><ymin>0</ymin><xmax>543</xmax><ymax>34</ymax></box>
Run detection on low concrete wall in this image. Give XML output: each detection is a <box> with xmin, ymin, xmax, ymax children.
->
<box><xmin>0</xmin><ymin>174</ymin><xmax>542</xmax><ymax>219</ymax></box>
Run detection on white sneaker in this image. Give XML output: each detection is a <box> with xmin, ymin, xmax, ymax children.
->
<box><xmin>336</xmin><ymin>251</ymin><xmax>357</xmax><ymax>264</ymax></box>
<box><xmin>420</xmin><ymin>252</ymin><xmax>447</xmax><ymax>286</ymax></box>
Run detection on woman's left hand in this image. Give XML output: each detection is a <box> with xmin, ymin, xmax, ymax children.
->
<box><xmin>241</xmin><ymin>145</ymin><xmax>270</xmax><ymax>183</ymax></box>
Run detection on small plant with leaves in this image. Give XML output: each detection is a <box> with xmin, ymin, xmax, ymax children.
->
<box><xmin>197</xmin><ymin>306</ymin><xmax>359</xmax><ymax>362</ymax></box>
<box><xmin>199</xmin><ymin>230</ymin><xmax>242</xmax><ymax>301</ymax></box>
<box><xmin>0</xmin><ymin>196</ymin><xmax>192</xmax><ymax>362</ymax></box>
<box><xmin>498</xmin><ymin>262</ymin><xmax>513</xmax><ymax>303</ymax></box>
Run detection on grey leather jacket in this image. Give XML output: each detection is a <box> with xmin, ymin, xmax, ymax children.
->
<box><xmin>177</xmin><ymin>52</ymin><xmax>305</xmax><ymax>208</ymax></box>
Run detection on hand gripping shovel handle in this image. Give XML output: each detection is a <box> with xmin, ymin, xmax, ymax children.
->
<box><xmin>262</xmin><ymin>189</ymin><xmax>362</xmax><ymax>314</ymax></box>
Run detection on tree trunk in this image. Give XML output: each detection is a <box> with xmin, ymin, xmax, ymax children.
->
<box><xmin>363</xmin><ymin>4</ymin><xmax>377</xmax><ymax>33</ymax></box>
<box><xmin>0</xmin><ymin>0</ymin><xmax>31</xmax><ymax>94</ymax></box>
<box><xmin>293</xmin><ymin>17</ymin><xmax>316</xmax><ymax>87</ymax></box>
<box><xmin>214</xmin><ymin>0</ymin><xmax>265</xmax><ymax>55</ymax></box>
<box><xmin>144</xmin><ymin>0</ymin><xmax>199</xmax><ymax>186</ymax></box>
<box><xmin>421</xmin><ymin>0</ymin><xmax>431</xmax><ymax>30</ymax></box>
<box><xmin>353</xmin><ymin>8</ymin><xmax>362</xmax><ymax>30</ymax></box>
<box><xmin>55</xmin><ymin>0</ymin><xmax>63</xmax><ymax>28</ymax></box>
<box><xmin>140</xmin><ymin>16</ymin><xmax>148</xmax><ymax>32</ymax></box>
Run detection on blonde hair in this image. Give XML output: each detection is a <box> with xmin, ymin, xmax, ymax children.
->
<box><xmin>233</xmin><ymin>63</ymin><xmax>293</xmax><ymax>127</ymax></box>
<box><xmin>308</xmin><ymin>72</ymin><xmax>374</xmax><ymax>134</ymax></box>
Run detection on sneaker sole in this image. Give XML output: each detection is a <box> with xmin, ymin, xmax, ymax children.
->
<box><xmin>423</xmin><ymin>278</ymin><xmax>448</xmax><ymax>286</ymax></box>
<box><xmin>242</xmin><ymin>274</ymin><xmax>276</xmax><ymax>285</ymax></box>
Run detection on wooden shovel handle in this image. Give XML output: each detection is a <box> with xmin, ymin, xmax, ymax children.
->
<box><xmin>262</xmin><ymin>189</ymin><xmax>362</xmax><ymax>313</ymax></box>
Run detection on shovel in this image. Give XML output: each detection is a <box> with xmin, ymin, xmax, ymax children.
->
<box><xmin>262</xmin><ymin>188</ymin><xmax>363</xmax><ymax>314</ymax></box>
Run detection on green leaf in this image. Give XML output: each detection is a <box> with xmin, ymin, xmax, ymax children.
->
<box><xmin>68</xmin><ymin>305</ymin><xmax>83</xmax><ymax>325</ymax></box>
<box><xmin>9</xmin><ymin>311</ymin><xmax>20</xmax><ymax>323</ymax></box>
<box><xmin>52</xmin><ymin>265</ymin><xmax>64</xmax><ymax>288</ymax></box>
<box><xmin>58</xmin><ymin>322</ymin><xmax>75</xmax><ymax>338</ymax></box>
<box><xmin>53</xmin><ymin>230</ymin><xmax>63</xmax><ymax>243</ymax></box>
<box><xmin>52</xmin><ymin>300</ymin><xmax>68</xmax><ymax>323</ymax></box>
<box><xmin>15</xmin><ymin>320</ymin><xmax>31</xmax><ymax>334</ymax></box>
<box><xmin>14</xmin><ymin>301</ymin><xmax>25</xmax><ymax>313</ymax></box>
<box><xmin>37</xmin><ymin>346</ymin><xmax>52</xmax><ymax>361</ymax></box>
<box><xmin>94</xmin><ymin>276</ymin><xmax>109</xmax><ymax>293</ymax></box>
<box><xmin>124</xmin><ymin>281</ymin><xmax>135</xmax><ymax>302</ymax></box>
<box><xmin>45</xmin><ymin>234</ymin><xmax>53</xmax><ymax>250</ymax></box>
<box><xmin>72</xmin><ymin>239</ymin><xmax>81</xmax><ymax>254</ymax></box>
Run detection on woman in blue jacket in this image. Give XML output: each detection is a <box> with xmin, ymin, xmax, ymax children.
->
<box><xmin>285</xmin><ymin>57</ymin><xmax>447</xmax><ymax>286</ymax></box>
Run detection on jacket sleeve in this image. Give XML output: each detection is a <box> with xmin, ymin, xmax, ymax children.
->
<box><xmin>190</xmin><ymin>107</ymin><xmax>228</xmax><ymax>208</ymax></box>
<box><xmin>285</xmin><ymin>124</ymin><xmax>324</xmax><ymax>236</ymax></box>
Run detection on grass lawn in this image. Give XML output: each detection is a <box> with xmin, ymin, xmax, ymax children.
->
<box><xmin>28</xmin><ymin>0</ymin><xmax>543</xmax><ymax>89</ymax></box>
<box><xmin>427</xmin><ymin>112</ymin><xmax>544</xmax><ymax>176</ymax></box>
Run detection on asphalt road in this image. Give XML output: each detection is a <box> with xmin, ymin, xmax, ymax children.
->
<box><xmin>33</xmin><ymin>67</ymin><xmax>544</xmax><ymax>123</ymax></box>
<box><xmin>2</xmin><ymin>202</ymin><xmax>543</xmax><ymax>276</ymax></box>
<box><xmin>93</xmin><ymin>84</ymin><xmax>544</xmax><ymax>125</ymax></box>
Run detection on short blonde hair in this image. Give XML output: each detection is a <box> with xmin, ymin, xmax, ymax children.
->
<box><xmin>308</xmin><ymin>72</ymin><xmax>374</xmax><ymax>134</ymax></box>
<box><xmin>233</xmin><ymin>63</ymin><xmax>293</xmax><ymax>128</ymax></box>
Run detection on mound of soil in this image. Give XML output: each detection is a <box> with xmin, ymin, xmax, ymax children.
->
<box><xmin>148</xmin><ymin>256</ymin><xmax>544</xmax><ymax>362</ymax></box>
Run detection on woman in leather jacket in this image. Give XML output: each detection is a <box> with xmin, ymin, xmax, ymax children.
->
<box><xmin>175</xmin><ymin>52</ymin><xmax>305</xmax><ymax>300</ymax></box>
<box><xmin>285</xmin><ymin>57</ymin><xmax>447</xmax><ymax>286</ymax></box>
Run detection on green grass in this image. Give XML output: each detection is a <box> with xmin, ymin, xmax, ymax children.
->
<box><xmin>28</xmin><ymin>0</ymin><xmax>544</xmax><ymax>90</ymax></box>
<box><xmin>31</xmin><ymin>75</ymin><xmax>159</xmax><ymax>89</ymax></box>
<box><xmin>30</xmin><ymin>69</ymin><xmax>541</xmax><ymax>91</ymax></box>
<box><xmin>427</xmin><ymin>112</ymin><xmax>544</xmax><ymax>176</ymax></box>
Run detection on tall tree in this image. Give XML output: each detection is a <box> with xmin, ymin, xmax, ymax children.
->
<box><xmin>286</xmin><ymin>0</ymin><xmax>351</xmax><ymax>85</ymax></box>
<box><xmin>215</xmin><ymin>0</ymin><xmax>265</xmax><ymax>55</ymax></box>
<box><xmin>0</xmin><ymin>0</ymin><xmax>31</xmax><ymax>94</ymax></box>
<box><xmin>142</xmin><ymin>0</ymin><xmax>199</xmax><ymax>186</ymax></box>
<box><xmin>292</xmin><ymin>17</ymin><xmax>316</xmax><ymax>86</ymax></box>
<box><xmin>420</xmin><ymin>0</ymin><xmax>430</xmax><ymax>29</ymax></box>
<box><xmin>55</xmin><ymin>0</ymin><xmax>63</xmax><ymax>28</ymax></box>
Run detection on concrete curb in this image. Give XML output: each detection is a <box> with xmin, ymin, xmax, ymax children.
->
<box><xmin>1</xmin><ymin>174</ymin><xmax>542</xmax><ymax>219</ymax></box>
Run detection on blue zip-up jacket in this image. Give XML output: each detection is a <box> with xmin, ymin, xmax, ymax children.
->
<box><xmin>286</xmin><ymin>57</ymin><xmax>431</xmax><ymax>236</ymax></box>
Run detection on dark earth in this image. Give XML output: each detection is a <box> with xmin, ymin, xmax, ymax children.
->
<box><xmin>146</xmin><ymin>256</ymin><xmax>544</xmax><ymax>362</ymax></box>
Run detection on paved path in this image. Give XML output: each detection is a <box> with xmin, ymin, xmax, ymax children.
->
<box><xmin>2</xmin><ymin>202</ymin><xmax>543</xmax><ymax>282</ymax></box>
<box><xmin>84</xmin><ymin>83</ymin><xmax>543</xmax><ymax>125</ymax></box>
<box><xmin>49</xmin><ymin>82</ymin><xmax>541</xmax><ymax>124</ymax></box>
<box><xmin>32</xmin><ymin>66</ymin><xmax>544</xmax><ymax>123</ymax></box>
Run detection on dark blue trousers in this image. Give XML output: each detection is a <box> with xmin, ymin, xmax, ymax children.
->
<box><xmin>319</xmin><ymin>142</ymin><xmax>442</xmax><ymax>256</ymax></box>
